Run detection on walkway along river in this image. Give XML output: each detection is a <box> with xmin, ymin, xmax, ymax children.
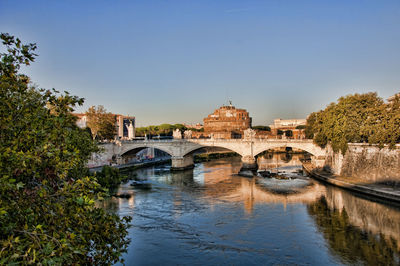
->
<box><xmin>99</xmin><ymin>154</ymin><xmax>400</xmax><ymax>265</ymax></box>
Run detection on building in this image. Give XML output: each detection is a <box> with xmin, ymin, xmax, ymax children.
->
<box><xmin>73</xmin><ymin>113</ymin><xmax>135</xmax><ymax>140</ymax></box>
<box><xmin>269</xmin><ymin>118</ymin><xmax>306</xmax><ymax>130</ymax></box>
<box><xmin>116</xmin><ymin>115</ymin><xmax>135</xmax><ymax>139</ymax></box>
<box><xmin>203</xmin><ymin>103</ymin><xmax>252</xmax><ymax>139</ymax></box>
<box><xmin>267</xmin><ymin>118</ymin><xmax>306</xmax><ymax>140</ymax></box>
<box><xmin>73</xmin><ymin>113</ymin><xmax>87</xmax><ymax>128</ymax></box>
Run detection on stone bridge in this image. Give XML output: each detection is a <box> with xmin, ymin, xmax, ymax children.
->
<box><xmin>94</xmin><ymin>138</ymin><xmax>326</xmax><ymax>174</ymax></box>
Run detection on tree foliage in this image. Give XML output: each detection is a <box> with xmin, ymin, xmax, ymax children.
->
<box><xmin>85</xmin><ymin>105</ymin><xmax>116</xmax><ymax>140</ymax></box>
<box><xmin>284</xmin><ymin>130</ymin><xmax>293</xmax><ymax>137</ymax></box>
<box><xmin>295</xmin><ymin>125</ymin><xmax>306</xmax><ymax>130</ymax></box>
<box><xmin>252</xmin><ymin>125</ymin><xmax>271</xmax><ymax>131</ymax></box>
<box><xmin>95</xmin><ymin>166</ymin><xmax>124</xmax><ymax>189</ymax></box>
<box><xmin>0</xmin><ymin>33</ymin><xmax>130</xmax><ymax>264</ymax></box>
<box><xmin>306</xmin><ymin>92</ymin><xmax>400</xmax><ymax>153</ymax></box>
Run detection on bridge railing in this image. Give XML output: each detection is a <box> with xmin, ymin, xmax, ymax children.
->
<box><xmin>103</xmin><ymin>138</ymin><xmax>316</xmax><ymax>146</ymax></box>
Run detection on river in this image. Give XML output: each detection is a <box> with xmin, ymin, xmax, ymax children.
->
<box><xmin>101</xmin><ymin>153</ymin><xmax>400</xmax><ymax>265</ymax></box>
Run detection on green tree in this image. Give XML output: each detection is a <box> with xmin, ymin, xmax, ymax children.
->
<box><xmin>295</xmin><ymin>125</ymin><xmax>306</xmax><ymax>130</ymax></box>
<box><xmin>0</xmin><ymin>33</ymin><xmax>130</xmax><ymax>264</ymax></box>
<box><xmin>85</xmin><ymin>105</ymin><xmax>116</xmax><ymax>140</ymax></box>
<box><xmin>284</xmin><ymin>130</ymin><xmax>293</xmax><ymax>137</ymax></box>
<box><xmin>306</xmin><ymin>93</ymin><xmax>389</xmax><ymax>153</ymax></box>
<box><xmin>305</xmin><ymin>112</ymin><xmax>318</xmax><ymax>139</ymax></box>
<box><xmin>364</xmin><ymin>95</ymin><xmax>400</xmax><ymax>148</ymax></box>
<box><xmin>252</xmin><ymin>125</ymin><xmax>271</xmax><ymax>131</ymax></box>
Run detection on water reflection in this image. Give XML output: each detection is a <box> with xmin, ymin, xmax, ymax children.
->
<box><xmin>257</xmin><ymin>152</ymin><xmax>308</xmax><ymax>170</ymax></box>
<box><xmin>308</xmin><ymin>186</ymin><xmax>400</xmax><ymax>265</ymax></box>
<box><xmin>105</xmin><ymin>156</ymin><xmax>400</xmax><ymax>265</ymax></box>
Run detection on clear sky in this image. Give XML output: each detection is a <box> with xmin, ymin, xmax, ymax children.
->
<box><xmin>1</xmin><ymin>0</ymin><xmax>400</xmax><ymax>126</ymax></box>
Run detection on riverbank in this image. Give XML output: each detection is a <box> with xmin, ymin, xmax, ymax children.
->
<box><xmin>303</xmin><ymin>163</ymin><xmax>400</xmax><ymax>204</ymax></box>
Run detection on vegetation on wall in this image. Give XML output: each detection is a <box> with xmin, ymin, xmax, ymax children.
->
<box><xmin>306</xmin><ymin>92</ymin><xmax>400</xmax><ymax>154</ymax></box>
<box><xmin>0</xmin><ymin>33</ymin><xmax>130</xmax><ymax>264</ymax></box>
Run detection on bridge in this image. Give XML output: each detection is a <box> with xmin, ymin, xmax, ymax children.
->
<box><xmin>94</xmin><ymin>138</ymin><xmax>326</xmax><ymax>175</ymax></box>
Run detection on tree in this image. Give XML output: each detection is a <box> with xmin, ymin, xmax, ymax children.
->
<box><xmin>252</xmin><ymin>125</ymin><xmax>271</xmax><ymax>131</ymax></box>
<box><xmin>284</xmin><ymin>130</ymin><xmax>293</xmax><ymax>137</ymax></box>
<box><xmin>363</xmin><ymin>94</ymin><xmax>400</xmax><ymax>149</ymax></box>
<box><xmin>85</xmin><ymin>105</ymin><xmax>116</xmax><ymax>140</ymax></box>
<box><xmin>305</xmin><ymin>92</ymin><xmax>391</xmax><ymax>154</ymax></box>
<box><xmin>0</xmin><ymin>33</ymin><xmax>130</xmax><ymax>264</ymax></box>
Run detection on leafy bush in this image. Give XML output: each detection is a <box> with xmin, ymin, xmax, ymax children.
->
<box><xmin>95</xmin><ymin>166</ymin><xmax>124</xmax><ymax>189</ymax></box>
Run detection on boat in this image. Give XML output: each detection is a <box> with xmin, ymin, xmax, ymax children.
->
<box><xmin>130</xmin><ymin>180</ymin><xmax>152</xmax><ymax>190</ymax></box>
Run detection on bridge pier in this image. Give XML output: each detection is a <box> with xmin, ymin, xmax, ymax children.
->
<box><xmin>171</xmin><ymin>154</ymin><xmax>194</xmax><ymax>171</ymax></box>
<box><xmin>238</xmin><ymin>155</ymin><xmax>258</xmax><ymax>177</ymax></box>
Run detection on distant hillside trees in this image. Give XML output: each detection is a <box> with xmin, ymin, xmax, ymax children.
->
<box><xmin>252</xmin><ymin>125</ymin><xmax>271</xmax><ymax>131</ymax></box>
<box><xmin>135</xmin><ymin>124</ymin><xmax>188</xmax><ymax>137</ymax></box>
<box><xmin>306</xmin><ymin>92</ymin><xmax>400</xmax><ymax>154</ymax></box>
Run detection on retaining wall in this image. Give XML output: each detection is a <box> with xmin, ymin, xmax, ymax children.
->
<box><xmin>324</xmin><ymin>144</ymin><xmax>400</xmax><ymax>183</ymax></box>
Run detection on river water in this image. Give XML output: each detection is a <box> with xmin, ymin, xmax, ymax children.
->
<box><xmin>101</xmin><ymin>154</ymin><xmax>400</xmax><ymax>265</ymax></box>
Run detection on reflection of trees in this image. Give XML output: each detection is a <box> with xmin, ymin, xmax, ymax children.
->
<box><xmin>308</xmin><ymin>197</ymin><xmax>400</xmax><ymax>265</ymax></box>
<box><xmin>169</xmin><ymin>170</ymin><xmax>199</xmax><ymax>188</ymax></box>
<box><xmin>279</xmin><ymin>153</ymin><xmax>292</xmax><ymax>163</ymax></box>
<box><xmin>257</xmin><ymin>153</ymin><xmax>303</xmax><ymax>170</ymax></box>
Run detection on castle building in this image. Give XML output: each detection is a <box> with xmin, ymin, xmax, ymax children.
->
<box><xmin>203</xmin><ymin>103</ymin><xmax>251</xmax><ymax>139</ymax></box>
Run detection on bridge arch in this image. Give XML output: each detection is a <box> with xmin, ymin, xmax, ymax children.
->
<box><xmin>253</xmin><ymin>141</ymin><xmax>325</xmax><ymax>158</ymax></box>
<box><xmin>181</xmin><ymin>144</ymin><xmax>245</xmax><ymax>158</ymax></box>
<box><xmin>119</xmin><ymin>143</ymin><xmax>174</xmax><ymax>157</ymax></box>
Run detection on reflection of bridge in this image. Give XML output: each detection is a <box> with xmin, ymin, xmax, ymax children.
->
<box><xmin>96</xmin><ymin>139</ymin><xmax>326</xmax><ymax>173</ymax></box>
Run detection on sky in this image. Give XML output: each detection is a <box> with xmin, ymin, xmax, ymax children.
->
<box><xmin>1</xmin><ymin>0</ymin><xmax>400</xmax><ymax>126</ymax></box>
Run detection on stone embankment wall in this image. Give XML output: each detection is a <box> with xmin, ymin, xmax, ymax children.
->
<box><xmin>87</xmin><ymin>143</ymin><xmax>116</xmax><ymax>168</ymax></box>
<box><xmin>324</xmin><ymin>144</ymin><xmax>400</xmax><ymax>183</ymax></box>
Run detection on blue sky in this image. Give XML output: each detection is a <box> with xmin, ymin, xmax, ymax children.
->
<box><xmin>1</xmin><ymin>0</ymin><xmax>400</xmax><ymax>126</ymax></box>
